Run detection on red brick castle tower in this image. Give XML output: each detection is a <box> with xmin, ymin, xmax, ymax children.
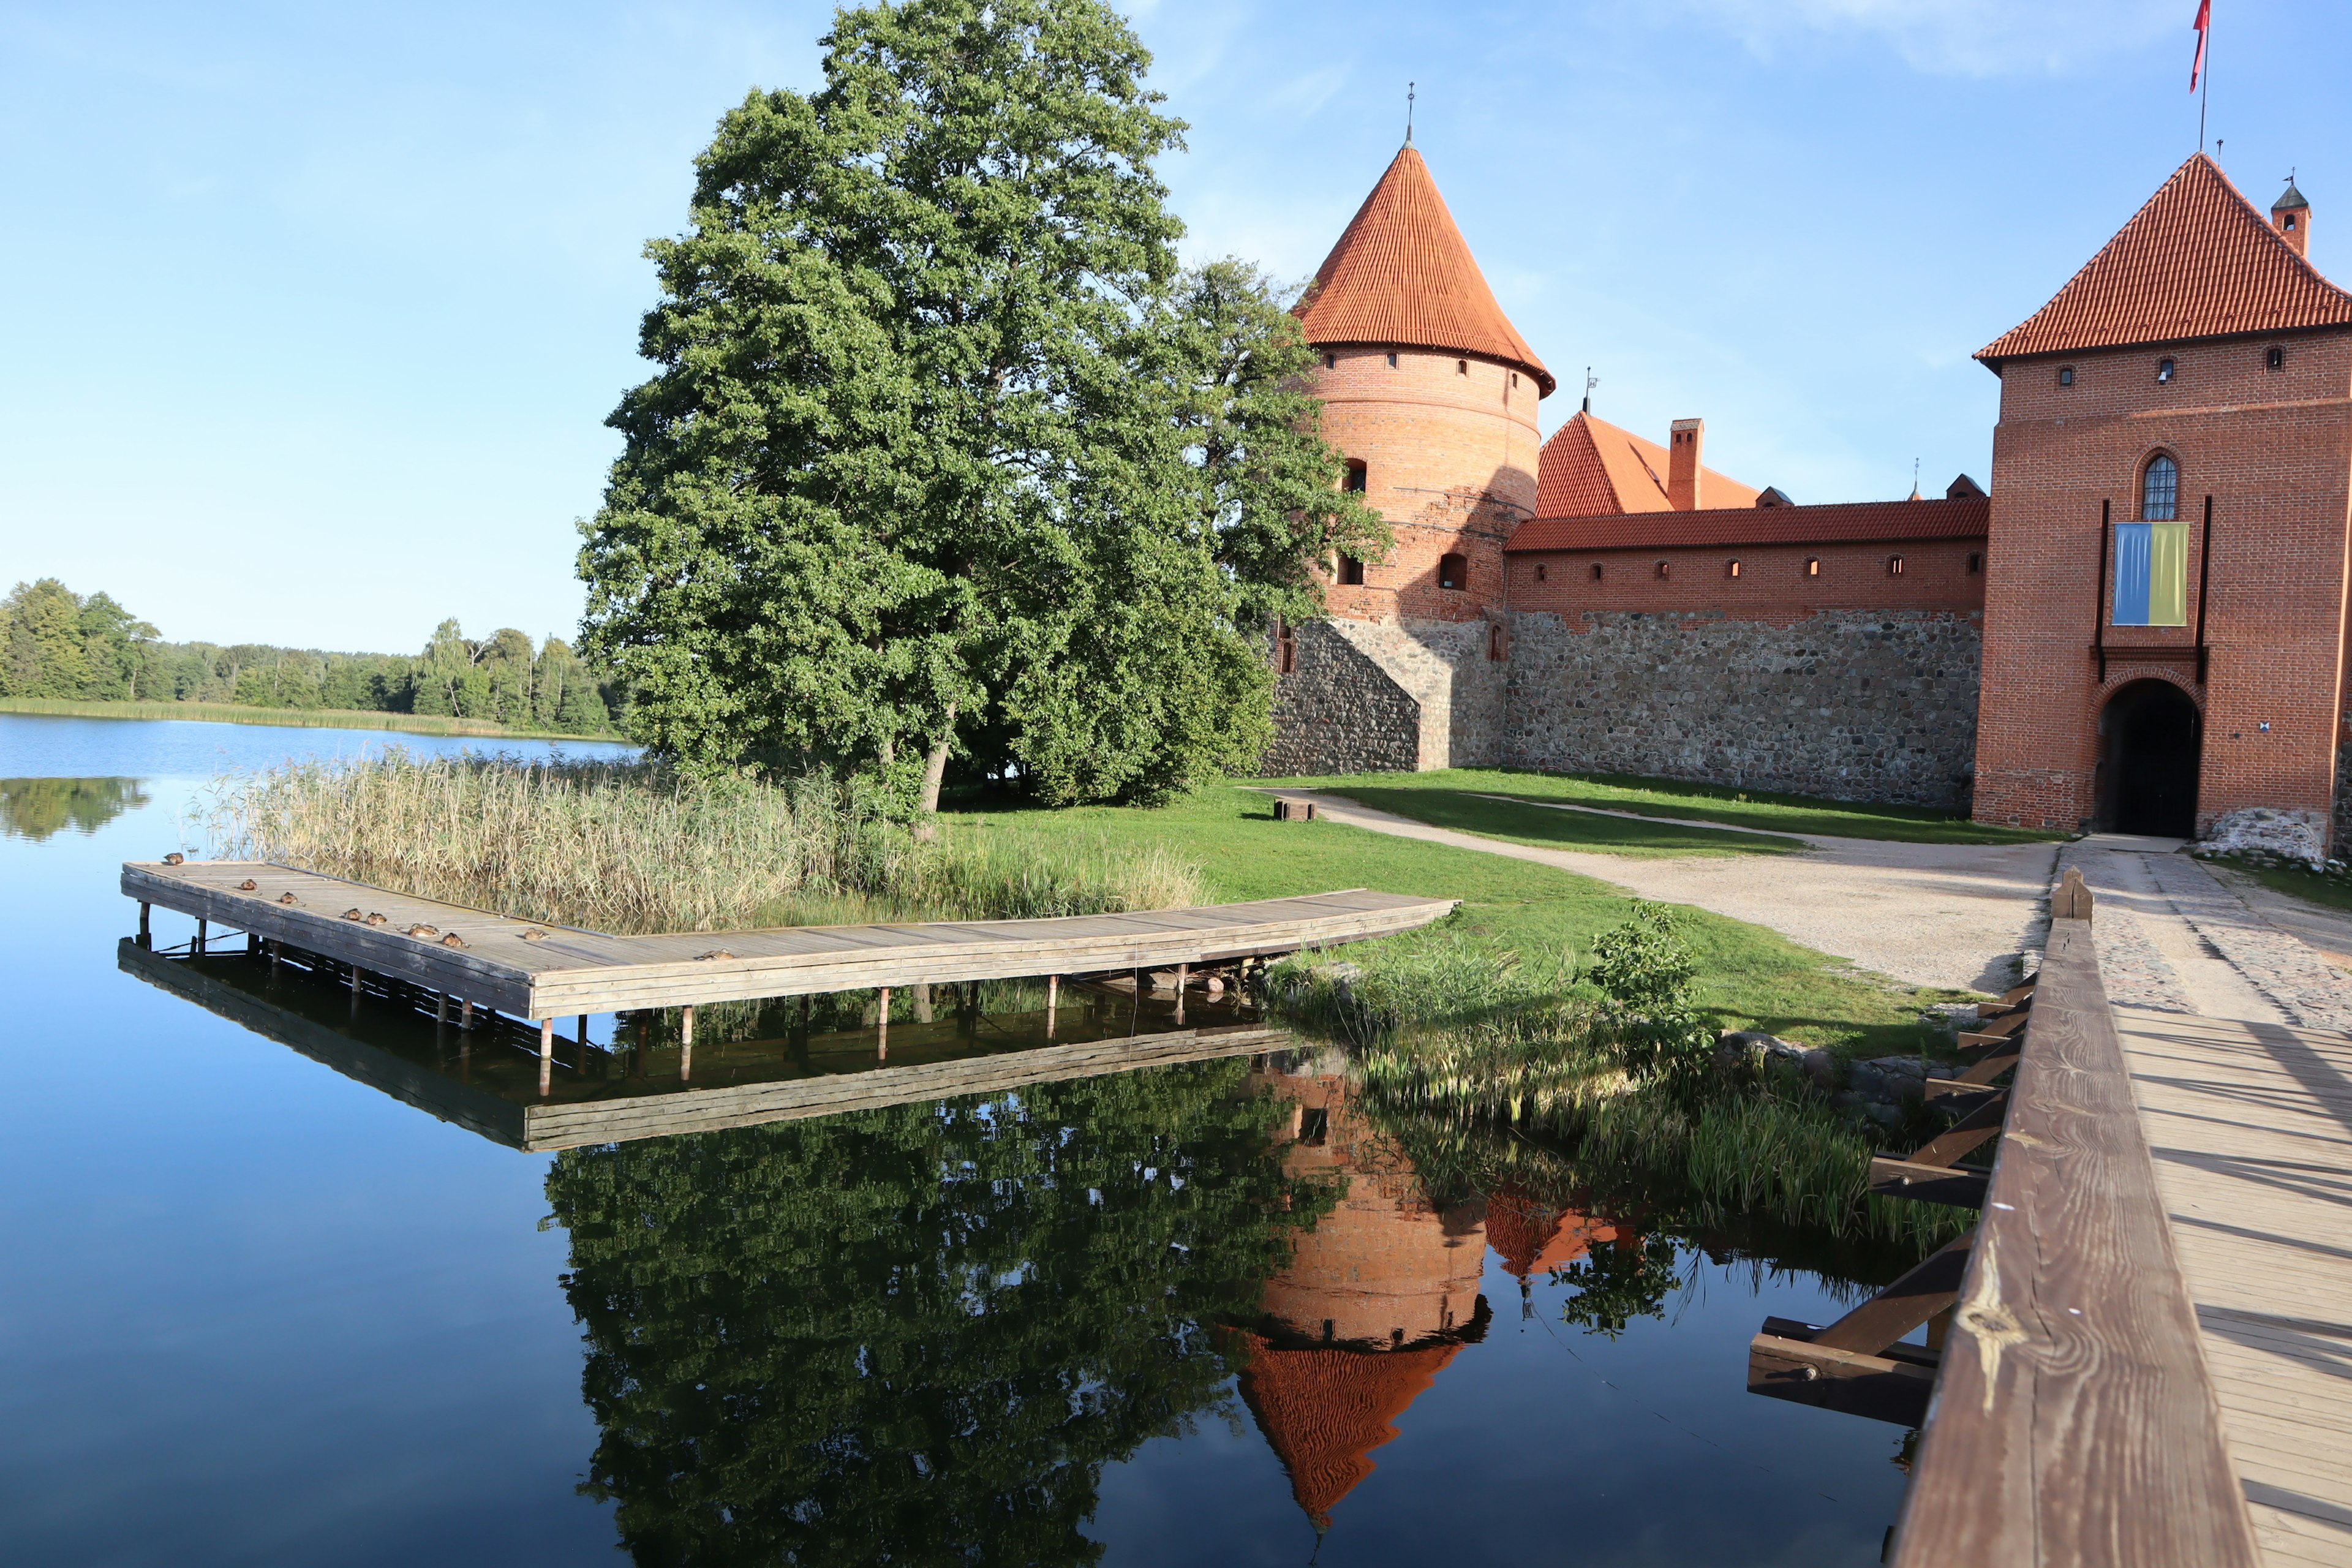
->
<box><xmin>1264</xmin><ymin>141</ymin><xmax>1553</xmax><ymax>772</ymax></box>
<box><xmin>1972</xmin><ymin>156</ymin><xmax>2352</xmax><ymax>850</ymax></box>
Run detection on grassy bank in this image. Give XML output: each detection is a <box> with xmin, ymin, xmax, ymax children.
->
<box><xmin>0</xmin><ymin>695</ymin><xmax>621</xmax><ymax>744</ymax></box>
<box><xmin>1261</xmin><ymin>766</ymin><xmax>2065</xmax><ymax>846</ymax></box>
<box><xmin>945</xmin><ymin>782</ymin><xmax>1971</xmax><ymax>1056</ymax></box>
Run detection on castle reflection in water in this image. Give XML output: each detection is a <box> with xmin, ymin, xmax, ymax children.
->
<box><xmin>1236</xmin><ymin>1051</ymin><xmax>1631</xmax><ymax>1530</ymax></box>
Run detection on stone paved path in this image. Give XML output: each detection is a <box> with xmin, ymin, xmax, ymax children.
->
<box><xmin>2056</xmin><ymin>837</ymin><xmax>2352</xmax><ymax>1028</ymax></box>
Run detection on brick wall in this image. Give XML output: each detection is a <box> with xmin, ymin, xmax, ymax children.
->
<box><xmin>1972</xmin><ymin>331</ymin><xmax>2352</xmax><ymax>834</ymax></box>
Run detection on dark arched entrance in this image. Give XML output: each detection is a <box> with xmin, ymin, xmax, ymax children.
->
<box><xmin>2098</xmin><ymin>679</ymin><xmax>2201</xmax><ymax>836</ymax></box>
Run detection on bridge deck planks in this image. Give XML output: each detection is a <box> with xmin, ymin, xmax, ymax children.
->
<box><xmin>123</xmin><ymin>861</ymin><xmax>1454</xmax><ymax>1020</ymax></box>
<box><xmin>1893</xmin><ymin>918</ymin><xmax>2261</xmax><ymax>1568</ymax></box>
<box><xmin>2115</xmin><ymin>1005</ymin><xmax>2352</xmax><ymax>1567</ymax></box>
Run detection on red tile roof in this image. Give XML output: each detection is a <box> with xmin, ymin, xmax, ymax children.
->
<box><xmin>1507</xmin><ymin>497</ymin><xmax>1989</xmax><ymax>552</ymax></box>
<box><xmin>1297</xmin><ymin>145</ymin><xmax>1555</xmax><ymax>394</ymax></box>
<box><xmin>1536</xmin><ymin>410</ymin><xmax>1762</xmax><ymax>516</ymax></box>
<box><xmin>1978</xmin><ymin>154</ymin><xmax>2352</xmax><ymax>365</ymax></box>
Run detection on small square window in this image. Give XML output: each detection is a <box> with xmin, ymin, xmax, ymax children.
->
<box><xmin>1385</xmin><ymin>352</ymin><xmax>1398</xmax><ymax>369</ymax></box>
<box><xmin>1806</xmin><ymin>557</ymin><xmax>1822</xmax><ymax>578</ymax></box>
<box><xmin>1438</xmin><ymin>552</ymin><xmax>1467</xmax><ymax>590</ymax></box>
<box><xmin>1324</xmin><ymin>353</ymin><xmax>1335</xmax><ymax>369</ymax></box>
<box><xmin>2267</xmin><ymin>345</ymin><xmax>2286</xmax><ymax>371</ymax></box>
<box><xmin>1888</xmin><ymin>554</ymin><xmax>1905</xmax><ymax>576</ymax></box>
<box><xmin>2157</xmin><ymin>357</ymin><xmax>2176</xmax><ymax>383</ymax></box>
<box><xmin>1654</xmin><ymin>560</ymin><xmax>1670</xmax><ymax>580</ymax></box>
<box><xmin>1727</xmin><ymin>559</ymin><xmax>1742</xmax><ymax>578</ymax></box>
<box><xmin>2058</xmin><ymin>366</ymin><xmax>2075</xmax><ymax>387</ymax></box>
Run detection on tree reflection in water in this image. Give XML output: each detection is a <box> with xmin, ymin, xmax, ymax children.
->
<box><xmin>0</xmin><ymin>777</ymin><xmax>149</xmax><ymax>841</ymax></box>
<box><xmin>544</xmin><ymin>1056</ymin><xmax>1326</xmax><ymax>1567</ymax></box>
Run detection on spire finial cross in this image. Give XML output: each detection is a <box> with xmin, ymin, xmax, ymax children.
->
<box><xmin>1406</xmin><ymin>81</ymin><xmax>1415</xmax><ymax>145</ymax></box>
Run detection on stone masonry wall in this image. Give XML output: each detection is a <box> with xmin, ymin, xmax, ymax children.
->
<box><xmin>1506</xmin><ymin>608</ymin><xmax>1984</xmax><ymax>809</ymax></box>
<box><xmin>1264</xmin><ymin>619</ymin><xmax>1421</xmax><ymax>775</ymax></box>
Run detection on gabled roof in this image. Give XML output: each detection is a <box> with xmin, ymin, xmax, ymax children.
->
<box><xmin>1507</xmin><ymin>496</ymin><xmax>1988</xmax><ymax>553</ymax></box>
<box><xmin>1978</xmin><ymin>154</ymin><xmax>2352</xmax><ymax>366</ymax></box>
<box><xmin>1535</xmin><ymin>410</ymin><xmax>1762</xmax><ymax>516</ymax></box>
<box><xmin>1297</xmin><ymin>145</ymin><xmax>1554</xmax><ymax>394</ymax></box>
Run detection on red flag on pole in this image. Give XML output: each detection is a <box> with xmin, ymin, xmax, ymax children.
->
<box><xmin>2190</xmin><ymin>0</ymin><xmax>2211</xmax><ymax>91</ymax></box>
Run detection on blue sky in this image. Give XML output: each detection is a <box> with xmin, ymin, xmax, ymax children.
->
<box><xmin>2</xmin><ymin>1</ymin><xmax>2335</xmax><ymax>654</ymax></box>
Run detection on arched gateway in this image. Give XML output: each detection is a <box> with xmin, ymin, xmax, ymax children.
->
<box><xmin>2098</xmin><ymin>679</ymin><xmax>2201</xmax><ymax>837</ymax></box>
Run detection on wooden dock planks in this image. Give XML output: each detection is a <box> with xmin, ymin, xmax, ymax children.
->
<box><xmin>2114</xmin><ymin>1005</ymin><xmax>2352</xmax><ymax>1567</ymax></box>
<box><xmin>121</xmin><ymin>861</ymin><xmax>1455</xmax><ymax>1020</ymax></box>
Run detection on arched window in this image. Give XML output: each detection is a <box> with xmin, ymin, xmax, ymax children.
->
<box><xmin>1654</xmin><ymin>560</ymin><xmax>1670</xmax><ymax>580</ymax></box>
<box><xmin>1487</xmin><ymin>623</ymin><xmax>1506</xmax><ymax>662</ymax></box>
<box><xmin>1343</xmin><ymin>459</ymin><xmax>1366</xmax><ymax>494</ymax></box>
<box><xmin>1727</xmin><ymin>559</ymin><xmax>1742</xmax><ymax>578</ymax></box>
<box><xmin>1438</xmin><ymin>552</ymin><xmax>1467</xmax><ymax>590</ymax></box>
<box><xmin>1335</xmin><ymin>552</ymin><xmax>1364</xmax><ymax>586</ymax></box>
<box><xmin>2143</xmin><ymin>454</ymin><xmax>2179</xmax><ymax>521</ymax></box>
<box><xmin>1888</xmin><ymin>554</ymin><xmax>1905</xmax><ymax>576</ymax></box>
<box><xmin>1457</xmin><ymin>358</ymin><xmax>1469</xmax><ymax>375</ymax></box>
<box><xmin>1805</xmin><ymin>557</ymin><xmax>1822</xmax><ymax>577</ymax></box>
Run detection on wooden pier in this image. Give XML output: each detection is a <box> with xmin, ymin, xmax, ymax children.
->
<box><xmin>122</xmin><ymin>859</ymin><xmax>1454</xmax><ymax>1020</ymax></box>
<box><xmin>121</xmin><ymin>938</ymin><xmax>1291</xmax><ymax>1152</ymax></box>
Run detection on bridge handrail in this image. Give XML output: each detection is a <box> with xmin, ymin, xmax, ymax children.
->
<box><xmin>1891</xmin><ymin>914</ymin><xmax>2258</xmax><ymax>1566</ymax></box>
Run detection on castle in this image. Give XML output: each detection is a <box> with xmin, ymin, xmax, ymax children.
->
<box><xmin>1270</xmin><ymin>145</ymin><xmax>2352</xmax><ymax>854</ymax></box>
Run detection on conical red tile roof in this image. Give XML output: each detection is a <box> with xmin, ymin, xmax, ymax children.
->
<box><xmin>1978</xmin><ymin>154</ymin><xmax>2352</xmax><ymax>365</ymax></box>
<box><xmin>1235</xmin><ymin>1334</ymin><xmax>1461</xmax><ymax>1530</ymax></box>
<box><xmin>1298</xmin><ymin>145</ymin><xmax>1554</xmax><ymax>394</ymax></box>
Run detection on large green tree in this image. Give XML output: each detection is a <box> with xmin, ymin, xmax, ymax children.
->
<box><xmin>579</xmin><ymin>0</ymin><xmax>1380</xmax><ymax>811</ymax></box>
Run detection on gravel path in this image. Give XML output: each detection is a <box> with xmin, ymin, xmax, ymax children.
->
<box><xmin>1270</xmin><ymin>788</ymin><xmax>2058</xmax><ymax>993</ymax></box>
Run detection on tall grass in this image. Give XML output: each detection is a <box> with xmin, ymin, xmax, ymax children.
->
<box><xmin>195</xmin><ymin>753</ymin><xmax>1207</xmax><ymax>933</ymax></box>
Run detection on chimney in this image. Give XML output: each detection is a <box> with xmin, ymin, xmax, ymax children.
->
<box><xmin>1667</xmin><ymin>419</ymin><xmax>1704</xmax><ymax>511</ymax></box>
<box><xmin>2273</xmin><ymin>175</ymin><xmax>2311</xmax><ymax>258</ymax></box>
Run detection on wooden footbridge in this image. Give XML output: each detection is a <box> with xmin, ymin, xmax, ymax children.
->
<box><xmin>123</xmin><ymin>858</ymin><xmax>1451</xmax><ymax>1093</ymax></box>
<box><xmin>1751</xmin><ymin>869</ymin><xmax>2352</xmax><ymax>1566</ymax></box>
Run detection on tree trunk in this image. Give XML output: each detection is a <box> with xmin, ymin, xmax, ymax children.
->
<box><xmin>914</xmin><ymin>704</ymin><xmax>957</xmax><ymax>840</ymax></box>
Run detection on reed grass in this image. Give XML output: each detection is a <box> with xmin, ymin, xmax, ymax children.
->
<box><xmin>195</xmin><ymin>753</ymin><xmax>1208</xmax><ymax>934</ymax></box>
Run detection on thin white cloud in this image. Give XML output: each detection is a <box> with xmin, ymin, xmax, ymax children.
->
<box><xmin>1672</xmin><ymin>0</ymin><xmax>2182</xmax><ymax>77</ymax></box>
<box><xmin>1270</xmin><ymin>62</ymin><xmax>1353</xmax><ymax>118</ymax></box>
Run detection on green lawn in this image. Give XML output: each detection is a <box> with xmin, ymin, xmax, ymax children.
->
<box><xmin>2211</xmin><ymin>856</ymin><xmax>2352</xmax><ymax>915</ymax></box>
<box><xmin>0</xmin><ymin>695</ymin><xmax>619</xmax><ymax>744</ymax></box>
<box><xmin>1266</xmin><ymin>781</ymin><xmax>1804</xmax><ymax>859</ymax></box>
<box><xmin>944</xmin><ymin>782</ymin><xmax>1971</xmax><ymax>1057</ymax></box>
<box><xmin>1261</xmin><ymin>766</ymin><xmax>2067</xmax><ymax>846</ymax></box>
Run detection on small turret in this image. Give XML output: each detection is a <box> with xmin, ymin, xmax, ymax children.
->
<box><xmin>2273</xmin><ymin>174</ymin><xmax>2311</xmax><ymax>258</ymax></box>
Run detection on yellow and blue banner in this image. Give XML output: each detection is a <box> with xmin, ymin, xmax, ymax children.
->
<box><xmin>2114</xmin><ymin>522</ymin><xmax>2189</xmax><ymax>626</ymax></box>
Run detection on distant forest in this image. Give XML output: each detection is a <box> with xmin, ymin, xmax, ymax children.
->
<box><xmin>1</xmin><ymin>578</ymin><xmax>627</xmax><ymax>734</ymax></box>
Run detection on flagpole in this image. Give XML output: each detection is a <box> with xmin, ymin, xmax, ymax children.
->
<box><xmin>2199</xmin><ymin>3</ymin><xmax>2211</xmax><ymax>152</ymax></box>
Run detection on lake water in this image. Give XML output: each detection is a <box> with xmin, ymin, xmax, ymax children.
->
<box><xmin>0</xmin><ymin>713</ymin><xmax>1921</xmax><ymax>1566</ymax></box>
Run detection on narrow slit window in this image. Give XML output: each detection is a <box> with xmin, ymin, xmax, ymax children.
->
<box><xmin>1457</xmin><ymin>358</ymin><xmax>1468</xmax><ymax>375</ymax></box>
<box><xmin>1888</xmin><ymin>554</ymin><xmax>1905</xmax><ymax>575</ymax></box>
<box><xmin>1653</xmin><ymin>560</ymin><xmax>1670</xmax><ymax>580</ymax></box>
<box><xmin>1323</xmin><ymin>353</ymin><xmax>1336</xmax><ymax>369</ymax></box>
<box><xmin>1590</xmin><ymin>562</ymin><xmax>1604</xmax><ymax>581</ymax></box>
<box><xmin>1275</xmin><ymin>620</ymin><xmax>1297</xmax><ymax>674</ymax></box>
<box><xmin>1805</xmin><ymin>557</ymin><xmax>1821</xmax><ymax>577</ymax></box>
<box><xmin>1727</xmin><ymin>559</ymin><xmax>1742</xmax><ymax>578</ymax></box>
<box><xmin>1487</xmin><ymin>623</ymin><xmax>1505</xmax><ymax>662</ymax></box>
<box><xmin>1534</xmin><ymin>562</ymin><xmax>1548</xmax><ymax>582</ymax></box>
<box><xmin>1438</xmin><ymin>552</ymin><xmax>1467</xmax><ymax>591</ymax></box>
<box><xmin>1385</xmin><ymin>352</ymin><xmax>1398</xmax><ymax>368</ymax></box>
<box><xmin>1967</xmin><ymin>551</ymin><xmax>1983</xmax><ymax>575</ymax></box>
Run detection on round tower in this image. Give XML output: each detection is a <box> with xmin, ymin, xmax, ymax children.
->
<box><xmin>1267</xmin><ymin>143</ymin><xmax>1550</xmax><ymax>772</ymax></box>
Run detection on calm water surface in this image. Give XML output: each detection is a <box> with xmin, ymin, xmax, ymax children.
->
<box><xmin>0</xmin><ymin>714</ymin><xmax>1919</xmax><ymax>1566</ymax></box>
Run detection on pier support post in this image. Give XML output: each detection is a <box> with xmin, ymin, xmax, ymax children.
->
<box><xmin>351</xmin><ymin>963</ymin><xmax>363</xmax><ymax>993</ymax></box>
<box><xmin>578</xmin><ymin>1014</ymin><xmax>589</xmax><ymax>1054</ymax></box>
<box><xmin>139</xmin><ymin>902</ymin><xmax>151</xmax><ymax>943</ymax></box>
<box><xmin>878</xmin><ymin>987</ymin><xmax>891</xmax><ymax>1060</ymax></box>
<box><xmin>195</xmin><ymin>918</ymin><xmax>207</xmax><ymax>955</ymax></box>
<box><xmin>539</xmin><ymin>1018</ymin><xmax>553</xmax><ymax>1096</ymax></box>
<box><xmin>246</xmin><ymin>932</ymin><xmax>258</xmax><ymax>955</ymax></box>
<box><xmin>1175</xmin><ymin>963</ymin><xmax>1188</xmax><ymax>1026</ymax></box>
<box><xmin>1046</xmin><ymin>974</ymin><xmax>1058</xmax><ymax>1039</ymax></box>
<box><xmin>460</xmin><ymin>998</ymin><xmax>473</xmax><ymax>1031</ymax></box>
<box><xmin>269</xmin><ymin>938</ymin><xmax>281</xmax><ymax>971</ymax></box>
<box><xmin>436</xmin><ymin>992</ymin><xmax>448</xmax><ymax>1025</ymax></box>
<box><xmin>680</xmin><ymin>1005</ymin><xmax>695</xmax><ymax>1082</ymax></box>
